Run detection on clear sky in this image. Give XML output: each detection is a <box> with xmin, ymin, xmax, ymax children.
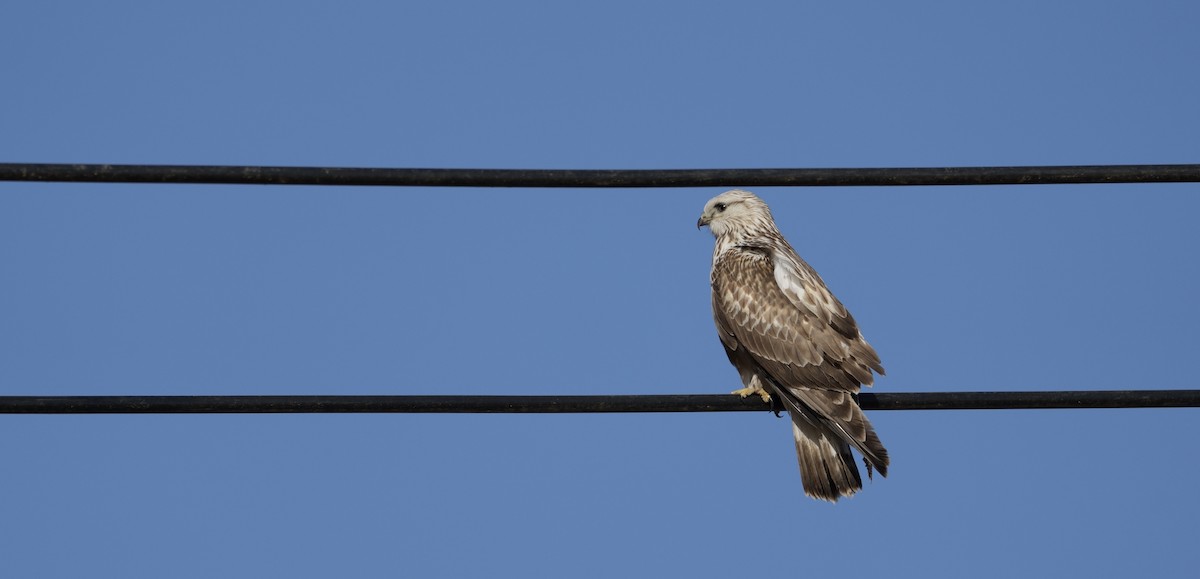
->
<box><xmin>2</xmin><ymin>1</ymin><xmax>1199</xmax><ymax>577</ymax></box>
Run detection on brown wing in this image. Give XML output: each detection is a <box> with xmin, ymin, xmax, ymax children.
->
<box><xmin>712</xmin><ymin>244</ymin><xmax>889</xmax><ymax>478</ymax></box>
<box><xmin>711</xmin><ymin>245</ymin><xmax>881</xmax><ymax>393</ymax></box>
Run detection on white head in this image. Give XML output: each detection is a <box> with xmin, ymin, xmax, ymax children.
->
<box><xmin>696</xmin><ymin>189</ymin><xmax>776</xmax><ymax>238</ymax></box>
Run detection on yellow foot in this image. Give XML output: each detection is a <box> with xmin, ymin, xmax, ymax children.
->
<box><xmin>731</xmin><ymin>387</ymin><xmax>772</xmax><ymax>404</ymax></box>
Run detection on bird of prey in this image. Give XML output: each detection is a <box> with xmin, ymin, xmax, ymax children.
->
<box><xmin>697</xmin><ymin>190</ymin><xmax>888</xmax><ymax>501</ymax></box>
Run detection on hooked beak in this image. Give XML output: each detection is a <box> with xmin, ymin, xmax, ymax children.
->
<box><xmin>696</xmin><ymin>213</ymin><xmax>710</xmax><ymax>229</ymax></box>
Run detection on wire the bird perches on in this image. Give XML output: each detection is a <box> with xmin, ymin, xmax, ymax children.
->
<box><xmin>0</xmin><ymin>390</ymin><xmax>1197</xmax><ymax>414</ymax></box>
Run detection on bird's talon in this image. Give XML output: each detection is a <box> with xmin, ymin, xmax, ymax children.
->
<box><xmin>731</xmin><ymin>386</ymin><xmax>771</xmax><ymax>403</ymax></box>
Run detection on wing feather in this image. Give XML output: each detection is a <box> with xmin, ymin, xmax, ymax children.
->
<box><xmin>712</xmin><ymin>247</ymin><xmax>880</xmax><ymax>393</ymax></box>
<box><xmin>772</xmin><ymin>248</ymin><xmax>884</xmax><ymax>376</ymax></box>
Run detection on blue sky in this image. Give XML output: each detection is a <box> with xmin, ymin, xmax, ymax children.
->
<box><xmin>2</xmin><ymin>1</ymin><xmax>1199</xmax><ymax>577</ymax></box>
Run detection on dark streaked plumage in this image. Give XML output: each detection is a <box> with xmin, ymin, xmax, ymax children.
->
<box><xmin>697</xmin><ymin>189</ymin><xmax>888</xmax><ymax>501</ymax></box>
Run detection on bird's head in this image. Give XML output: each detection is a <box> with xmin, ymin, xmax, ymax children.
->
<box><xmin>696</xmin><ymin>189</ymin><xmax>774</xmax><ymax>237</ymax></box>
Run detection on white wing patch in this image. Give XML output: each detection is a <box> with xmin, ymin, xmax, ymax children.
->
<box><xmin>772</xmin><ymin>252</ymin><xmax>836</xmax><ymax>323</ymax></box>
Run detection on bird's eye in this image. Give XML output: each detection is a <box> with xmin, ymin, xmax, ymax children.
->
<box><xmin>715</xmin><ymin>203</ymin><xmax>727</xmax><ymax>212</ymax></box>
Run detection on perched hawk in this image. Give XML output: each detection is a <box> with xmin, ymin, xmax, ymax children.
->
<box><xmin>697</xmin><ymin>190</ymin><xmax>889</xmax><ymax>501</ymax></box>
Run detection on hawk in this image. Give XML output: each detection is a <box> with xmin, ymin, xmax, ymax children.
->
<box><xmin>697</xmin><ymin>190</ymin><xmax>889</xmax><ymax>501</ymax></box>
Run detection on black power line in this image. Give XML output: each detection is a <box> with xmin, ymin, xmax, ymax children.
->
<box><xmin>1</xmin><ymin>390</ymin><xmax>1197</xmax><ymax>414</ymax></box>
<box><xmin>2</xmin><ymin>162</ymin><xmax>1199</xmax><ymax>188</ymax></box>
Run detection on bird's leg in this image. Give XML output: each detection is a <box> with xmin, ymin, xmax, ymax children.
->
<box><xmin>731</xmin><ymin>376</ymin><xmax>773</xmax><ymax>404</ymax></box>
<box><xmin>731</xmin><ymin>385</ymin><xmax>766</xmax><ymax>399</ymax></box>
